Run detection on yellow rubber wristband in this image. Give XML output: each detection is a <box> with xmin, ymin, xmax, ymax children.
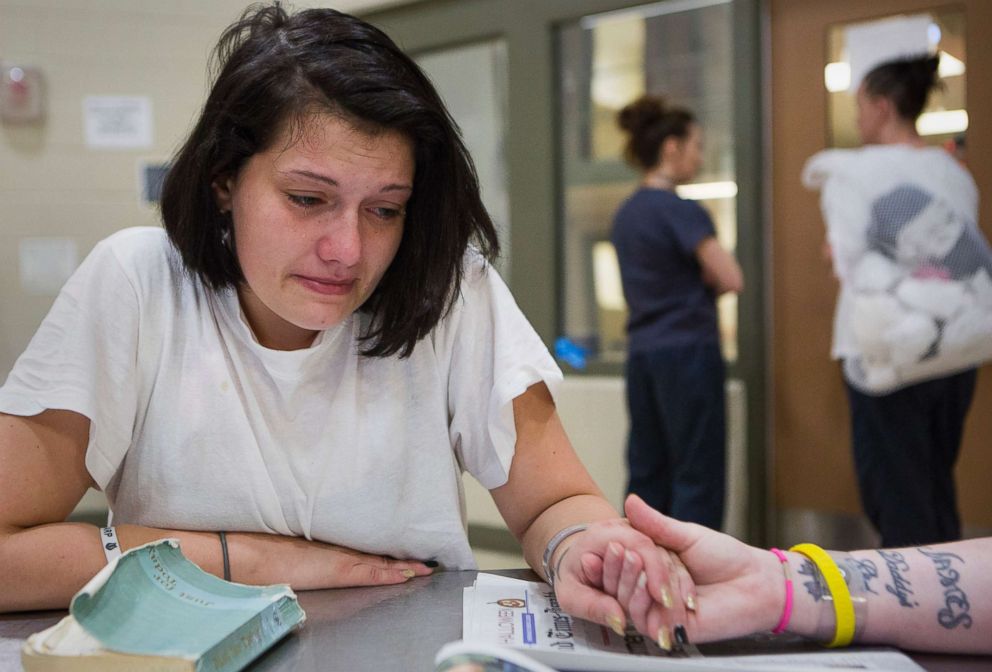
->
<box><xmin>790</xmin><ymin>543</ymin><xmax>855</xmax><ymax>647</ymax></box>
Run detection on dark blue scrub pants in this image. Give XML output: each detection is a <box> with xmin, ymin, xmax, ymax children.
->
<box><xmin>845</xmin><ymin>367</ymin><xmax>977</xmax><ymax>548</ymax></box>
<box><xmin>624</xmin><ymin>341</ymin><xmax>726</xmax><ymax>530</ymax></box>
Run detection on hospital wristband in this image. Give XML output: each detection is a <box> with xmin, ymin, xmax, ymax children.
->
<box><xmin>100</xmin><ymin>526</ymin><xmax>123</xmax><ymax>564</ymax></box>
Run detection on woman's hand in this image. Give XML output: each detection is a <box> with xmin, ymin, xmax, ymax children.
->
<box><xmin>550</xmin><ymin>517</ymin><xmax>695</xmax><ymax>650</ymax></box>
<box><xmin>621</xmin><ymin>494</ymin><xmax>783</xmax><ymax>643</ymax></box>
<box><xmin>227</xmin><ymin>532</ymin><xmax>435</xmax><ymax>589</ymax></box>
<box><xmin>579</xmin><ymin>545</ymin><xmax>697</xmax><ymax>649</ymax></box>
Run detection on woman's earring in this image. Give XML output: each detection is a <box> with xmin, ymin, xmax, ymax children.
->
<box><xmin>219</xmin><ymin>209</ymin><xmax>234</xmax><ymax>251</ymax></box>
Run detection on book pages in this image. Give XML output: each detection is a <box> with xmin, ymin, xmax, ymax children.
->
<box><xmin>21</xmin><ymin>540</ymin><xmax>305</xmax><ymax>672</ymax></box>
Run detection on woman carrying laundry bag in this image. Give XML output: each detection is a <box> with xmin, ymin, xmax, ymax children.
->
<box><xmin>803</xmin><ymin>54</ymin><xmax>992</xmax><ymax>548</ymax></box>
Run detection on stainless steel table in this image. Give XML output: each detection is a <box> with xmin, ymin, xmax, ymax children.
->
<box><xmin>1</xmin><ymin>569</ymin><xmax>989</xmax><ymax>671</ymax></box>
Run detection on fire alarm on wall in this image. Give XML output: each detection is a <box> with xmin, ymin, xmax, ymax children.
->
<box><xmin>1</xmin><ymin>63</ymin><xmax>44</xmax><ymax>123</ymax></box>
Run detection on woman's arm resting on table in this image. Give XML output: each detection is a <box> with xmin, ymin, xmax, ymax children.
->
<box><xmin>0</xmin><ymin>410</ymin><xmax>430</xmax><ymax>613</ymax></box>
<box><xmin>489</xmin><ymin>383</ymin><xmax>692</xmax><ymax>648</ymax></box>
<box><xmin>625</xmin><ymin>496</ymin><xmax>992</xmax><ymax>654</ymax></box>
<box><xmin>696</xmin><ymin>236</ymin><xmax>743</xmax><ymax>295</ymax></box>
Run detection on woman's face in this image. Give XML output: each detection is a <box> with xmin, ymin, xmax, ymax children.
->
<box><xmin>214</xmin><ymin>113</ymin><xmax>414</xmax><ymax>350</ymax></box>
<box><xmin>856</xmin><ymin>85</ymin><xmax>887</xmax><ymax>144</ymax></box>
<box><xmin>662</xmin><ymin>123</ymin><xmax>704</xmax><ymax>184</ymax></box>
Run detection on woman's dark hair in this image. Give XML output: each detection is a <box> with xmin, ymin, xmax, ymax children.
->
<box><xmin>616</xmin><ymin>95</ymin><xmax>695</xmax><ymax>170</ymax></box>
<box><xmin>862</xmin><ymin>54</ymin><xmax>942</xmax><ymax>122</ymax></box>
<box><xmin>160</xmin><ymin>3</ymin><xmax>498</xmax><ymax>358</ymax></box>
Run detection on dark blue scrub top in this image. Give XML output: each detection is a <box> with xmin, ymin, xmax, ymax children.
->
<box><xmin>611</xmin><ymin>187</ymin><xmax>719</xmax><ymax>353</ymax></box>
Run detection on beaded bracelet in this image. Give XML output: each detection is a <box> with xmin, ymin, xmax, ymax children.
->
<box><xmin>769</xmin><ymin>548</ymin><xmax>794</xmax><ymax>634</ymax></box>
<box><xmin>790</xmin><ymin>543</ymin><xmax>855</xmax><ymax>647</ymax></box>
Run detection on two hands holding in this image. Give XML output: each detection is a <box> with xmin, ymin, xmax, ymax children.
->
<box><xmin>552</xmin><ymin>499</ymin><xmax>992</xmax><ymax>656</ymax></box>
<box><xmin>550</xmin><ymin>494</ymin><xmax>778</xmax><ymax>651</ymax></box>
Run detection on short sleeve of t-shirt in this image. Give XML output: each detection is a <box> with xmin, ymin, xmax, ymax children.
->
<box><xmin>670</xmin><ymin>199</ymin><xmax>717</xmax><ymax>258</ymax></box>
<box><xmin>434</xmin><ymin>253</ymin><xmax>563</xmax><ymax>490</ymax></box>
<box><xmin>0</xmin><ymin>230</ymin><xmax>145</xmax><ymax>488</ymax></box>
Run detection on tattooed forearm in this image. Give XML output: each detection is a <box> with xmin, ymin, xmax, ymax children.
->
<box><xmin>877</xmin><ymin>550</ymin><xmax>918</xmax><ymax>608</ymax></box>
<box><xmin>919</xmin><ymin>547</ymin><xmax>972</xmax><ymax>630</ymax></box>
<box><xmin>852</xmin><ymin>557</ymin><xmax>879</xmax><ymax>595</ymax></box>
<box><xmin>797</xmin><ymin>559</ymin><xmax>827</xmax><ymax>602</ymax></box>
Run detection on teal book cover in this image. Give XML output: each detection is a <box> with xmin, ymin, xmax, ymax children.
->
<box><xmin>22</xmin><ymin>539</ymin><xmax>305</xmax><ymax>672</ymax></box>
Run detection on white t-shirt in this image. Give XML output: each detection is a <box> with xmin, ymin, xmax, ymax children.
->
<box><xmin>0</xmin><ymin>227</ymin><xmax>562</xmax><ymax>569</ymax></box>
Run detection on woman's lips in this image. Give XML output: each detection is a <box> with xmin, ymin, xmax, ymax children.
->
<box><xmin>295</xmin><ymin>274</ymin><xmax>355</xmax><ymax>296</ymax></box>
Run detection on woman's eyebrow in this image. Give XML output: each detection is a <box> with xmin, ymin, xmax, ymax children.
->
<box><xmin>280</xmin><ymin>169</ymin><xmax>338</xmax><ymax>186</ymax></box>
<box><xmin>280</xmin><ymin>169</ymin><xmax>412</xmax><ymax>193</ymax></box>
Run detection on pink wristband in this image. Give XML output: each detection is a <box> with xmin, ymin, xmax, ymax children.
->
<box><xmin>769</xmin><ymin>548</ymin><xmax>793</xmax><ymax>634</ymax></box>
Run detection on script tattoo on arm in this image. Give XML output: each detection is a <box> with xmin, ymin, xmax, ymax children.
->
<box><xmin>877</xmin><ymin>550</ymin><xmax>918</xmax><ymax>608</ymax></box>
<box><xmin>852</xmin><ymin>557</ymin><xmax>879</xmax><ymax>595</ymax></box>
<box><xmin>919</xmin><ymin>547</ymin><xmax>972</xmax><ymax>630</ymax></box>
<box><xmin>797</xmin><ymin>559</ymin><xmax>827</xmax><ymax>602</ymax></box>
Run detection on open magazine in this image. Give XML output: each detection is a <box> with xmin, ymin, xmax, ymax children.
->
<box><xmin>435</xmin><ymin>573</ymin><xmax>925</xmax><ymax>672</ymax></box>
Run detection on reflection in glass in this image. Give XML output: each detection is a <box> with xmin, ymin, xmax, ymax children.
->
<box><xmin>558</xmin><ymin>0</ymin><xmax>737</xmax><ymax>365</ymax></box>
<box><xmin>826</xmin><ymin>10</ymin><xmax>967</xmax><ymax>149</ymax></box>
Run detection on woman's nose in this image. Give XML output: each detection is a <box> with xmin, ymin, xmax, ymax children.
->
<box><xmin>315</xmin><ymin>210</ymin><xmax>361</xmax><ymax>266</ymax></box>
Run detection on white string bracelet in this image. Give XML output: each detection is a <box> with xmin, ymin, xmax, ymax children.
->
<box><xmin>542</xmin><ymin>524</ymin><xmax>588</xmax><ymax>588</ymax></box>
<box><xmin>100</xmin><ymin>526</ymin><xmax>123</xmax><ymax>564</ymax></box>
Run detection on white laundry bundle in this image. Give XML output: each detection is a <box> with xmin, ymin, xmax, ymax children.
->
<box><xmin>803</xmin><ymin>145</ymin><xmax>992</xmax><ymax>394</ymax></box>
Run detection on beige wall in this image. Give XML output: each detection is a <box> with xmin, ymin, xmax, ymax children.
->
<box><xmin>2</xmin><ymin>1</ymin><xmax>220</xmax><ymax>375</ymax></box>
<box><xmin>770</xmin><ymin>0</ymin><xmax>992</xmax><ymax>532</ymax></box>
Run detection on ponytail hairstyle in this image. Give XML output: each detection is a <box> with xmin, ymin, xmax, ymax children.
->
<box><xmin>616</xmin><ymin>94</ymin><xmax>695</xmax><ymax>170</ymax></box>
<box><xmin>862</xmin><ymin>54</ymin><xmax>942</xmax><ymax>123</ymax></box>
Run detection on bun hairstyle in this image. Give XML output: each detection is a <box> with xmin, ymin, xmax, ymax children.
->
<box><xmin>862</xmin><ymin>54</ymin><xmax>942</xmax><ymax>122</ymax></box>
<box><xmin>617</xmin><ymin>94</ymin><xmax>695</xmax><ymax>170</ymax></box>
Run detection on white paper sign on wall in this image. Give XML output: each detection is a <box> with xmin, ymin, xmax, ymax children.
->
<box><xmin>83</xmin><ymin>96</ymin><xmax>153</xmax><ymax>149</ymax></box>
